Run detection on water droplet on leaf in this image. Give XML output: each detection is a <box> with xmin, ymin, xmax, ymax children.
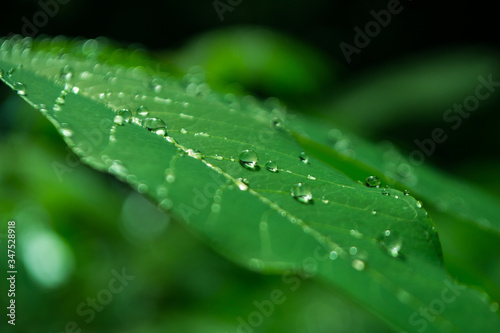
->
<box><xmin>378</xmin><ymin>230</ymin><xmax>403</xmax><ymax>258</ymax></box>
<box><xmin>59</xmin><ymin>123</ymin><xmax>73</xmax><ymax>138</ymax></box>
<box><xmin>265</xmin><ymin>160</ymin><xmax>278</xmax><ymax>172</ymax></box>
<box><xmin>143</xmin><ymin>117</ymin><xmax>167</xmax><ymax>136</ymax></box>
<box><xmin>137</xmin><ymin>105</ymin><xmax>149</xmax><ymax>117</ymax></box>
<box><xmin>365</xmin><ymin>176</ymin><xmax>381</xmax><ymax>187</ymax></box>
<box><xmin>291</xmin><ymin>183</ymin><xmax>313</xmax><ymax>204</ymax></box>
<box><xmin>299</xmin><ymin>152</ymin><xmax>309</xmax><ymax>164</ymax></box>
<box><xmin>239</xmin><ymin>149</ymin><xmax>259</xmax><ymax>170</ymax></box>
<box><xmin>271</xmin><ymin>118</ymin><xmax>283</xmax><ymax>130</ymax></box>
<box><xmin>13</xmin><ymin>82</ymin><xmax>26</xmax><ymax>95</ymax></box>
<box><xmin>60</xmin><ymin>65</ymin><xmax>73</xmax><ymax>81</ymax></box>
<box><xmin>165</xmin><ymin>168</ymin><xmax>175</xmax><ymax>183</ymax></box>
<box><xmin>352</xmin><ymin>259</ymin><xmax>366</xmax><ymax>271</ymax></box>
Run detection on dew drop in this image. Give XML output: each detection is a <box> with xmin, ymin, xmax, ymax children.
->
<box><xmin>404</xmin><ymin>190</ymin><xmax>410</xmax><ymax>196</ymax></box>
<box><xmin>416</xmin><ymin>200</ymin><xmax>423</xmax><ymax>208</ymax></box>
<box><xmin>235</xmin><ymin>178</ymin><xmax>249</xmax><ymax>191</ymax></box>
<box><xmin>321</xmin><ymin>196</ymin><xmax>329</xmax><ymax>204</ymax></box>
<box><xmin>299</xmin><ymin>152</ymin><xmax>309</xmax><ymax>164</ymax></box>
<box><xmin>165</xmin><ymin>168</ymin><xmax>175</xmax><ymax>183</ymax></box>
<box><xmin>239</xmin><ymin>149</ymin><xmax>259</xmax><ymax>170</ymax></box>
<box><xmin>238</xmin><ymin>178</ymin><xmax>250</xmax><ymax>186</ymax></box>
<box><xmin>371</xmin><ymin>209</ymin><xmax>377</xmax><ymax>215</ymax></box>
<box><xmin>352</xmin><ymin>259</ymin><xmax>366</xmax><ymax>271</ymax></box>
<box><xmin>381</xmin><ymin>188</ymin><xmax>390</xmax><ymax>196</ymax></box>
<box><xmin>108</xmin><ymin>160</ymin><xmax>128</xmax><ymax>178</ymax></box>
<box><xmin>113</xmin><ymin>115</ymin><xmax>125</xmax><ymax>126</ymax></box>
<box><xmin>291</xmin><ymin>183</ymin><xmax>313</xmax><ymax>204</ymax></box>
<box><xmin>271</xmin><ymin>118</ymin><xmax>283</xmax><ymax>130</ymax></box>
<box><xmin>329</xmin><ymin>251</ymin><xmax>338</xmax><ymax>260</ymax></box>
<box><xmin>13</xmin><ymin>82</ymin><xmax>26</xmax><ymax>95</ymax></box>
<box><xmin>137</xmin><ymin>105</ymin><xmax>149</xmax><ymax>117</ymax></box>
<box><xmin>378</xmin><ymin>230</ymin><xmax>403</xmax><ymax>258</ymax></box>
<box><xmin>137</xmin><ymin>183</ymin><xmax>148</xmax><ymax>194</ymax></box>
<box><xmin>307</xmin><ymin>174</ymin><xmax>317</xmax><ymax>180</ymax></box>
<box><xmin>350</xmin><ymin>230</ymin><xmax>363</xmax><ymax>239</ymax></box>
<box><xmin>365</xmin><ymin>175</ymin><xmax>381</xmax><ymax>188</ymax></box>
<box><xmin>186</xmin><ymin>149</ymin><xmax>203</xmax><ymax>160</ymax></box>
<box><xmin>116</xmin><ymin>109</ymin><xmax>132</xmax><ymax>123</ymax></box>
<box><xmin>0</xmin><ymin>68</ymin><xmax>4</xmax><ymax>78</ymax></box>
<box><xmin>159</xmin><ymin>199</ymin><xmax>173</xmax><ymax>211</ymax></box>
<box><xmin>349</xmin><ymin>246</ymin><xmax>358</xmax><ymax>255</ymax></box>
<box><xmin>59</xmin><ymin>123</ymin><xmax>73</xmax><ymax>138</ymax></box>
<box><xmin>265</xmin><ymin>160</ymin><xmax>278</xmax><ymax>172</ymax></box>
<box><xmin>60</xmin><ymin>65</ymin><xmax>73</xmax><ymax>81</ymax></box>
<box><xmin>8</xmin><ymin>67</ymin><xmax>17</xmax><ymax>77</ymax></box>
<box><xmin>143</xmin><ymin>117</ymin><xmax>167</xmax><ymax>136</ymax></box>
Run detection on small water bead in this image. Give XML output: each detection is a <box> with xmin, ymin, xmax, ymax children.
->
<box><xmin>13</xmin><ymin>82</ymin><xmax>26</xmax><ymax>95</ymax></box>
<box><xmin>143</xmin><ymin>117</ymin><xmax>167</xmax><ymax>136</ymax></box>
<box><xmin>271</xmin><ymin>118</ymin><xmax>283</xmax><ymax>130</ymax></box>
<box><xmin>115</xmin><ymin>109</ymin><xmax>132</xmax><ymax>124</ymax></box>
<box><xmin>307</xmin><ymin>174</ymin><xmax>317</xmax><ymax>180</ymax></box>
<box><xmin>238</xmin><ymin>178</ymin><xmax>250</xmax><ymax>186</ymax></box>
<box><xmin>149</xmin><ymin>78</ymin><xmax>162</xmax><ymax>93</ymax></box>
<box><xmin>0</xmin><ymin>68</ymin><xmax>4</xmax><ymax>78</ymax></box>
<box><xmin>291</xmin><ymin>183</ymin><xmax>313</xmax><ymax>204</ymax></box>
<box><xmin>8</xmin><ymin>67</ymin><xmax>17</xmax><ymax>77</ymax></box>
<box><xmin>113</xmin><ymin>115</ymin><xmax>125</xmax><ymax>126</ymax></box>
<box><xmin>137</xmin><ymin>105</ymin><xmax>149</xmax><ymax>117</ymax></box>
<box><xmin>329</xmin><ymin>251</ymin><xmax>338</xmax><ymax>260</ymax></box>
<box><xmin>349</xmin><ymin>246</ymin><xmax>358</xmax><ymax>255</ymax></box>
<box><xmin>60</xmin><ymin>65</ymin><xmax>73</xmax><ymax>81</ymax></box>
<box><xmin>365</xmin><ymin>175</ymin><xmax>381</xmax><ymax>188</ymax></box>
<box><xmin>59</xmin><ymin>123</ymin><xmax>73</xmax><ymax>138</ymax></box>
<box><xmin>299</xmin><ymin>152</ymin><xmax>309</xmax><ymax>164</ymax></box>
<box><xmin>349</xmin><ymin>230</ymin><xmax>363</xmax><ymax>239</ymax></box>
<box><xmin>158</xmin><ymin>197</ymin><xmax>173</xmax><ymax>210</ymax></box>
<box><xmin>186</xmin><ymin>149</ymin><xmax>203</xmax><ymax>160</ymax></box>
<box><xmin>381</xmin><ymin>188</ymin><xmax>390</xmax><ymax>196</ymax></box>
<box><xmin>235</xmin><ymin>178</ymin><xmax>249</xmax><ymax>191</ymax></box>
<box><xmin>108</xmin><ymin>160</ymin><xmax>128</xmax><ymax>178</ymax></box>
<box><xmin>352</xmin><ymin>259</ymin><xmax>366</xmax><ymax>271</ymax></box>
<box><xmin>416</xmin><ymin>201</ymin><xmax>423</xmax><ymax>208</ymax></box>
<box><xmin>404</xmin><ymin>190</ymin><xmax>410</xmax><ymax>196</ymax></box>
<box><xmin>165</xmin><ymin>168</ymin><xmax>175</xmax><ymax>183</ymax></box>
<box><xmin>321</xmin><ymin>196</ymin><xmax>329</xmax><ymax>204</ymax></box>
<box><xmin>81</xmin><ymin>39</ymin><xmax>99</xmax><ymax>55</ymax></box>
<box><xmin>137</xmin><ymin>183</ymin><xmax>148</xmax><ymax>194</ymax></box>
<box><xmin>378</xmin><ymin>230</ymin><xmax>403</xmax><ymax>258</ymax></box>
<box><xmin>265</xmin><ymin>160</ymin><xmax>278</xmax><ymax>172</ymax></box>
<box><xmin>239</xmin><ymin>149</ymin><xmax>259</xmax><ymax>170</ymax></box>
<box><xmin>327</xmin><ymin>128</ymin><xmax>343</xmax><ymax>143</ymax></box>
<box><xmin>371</xmin><ymin>210</ymin><xmax>377</xmax><ymax>215</ymax></box>
<box><xmin>38</xmin><ymin>104</ymin><xmax>48</xmax><ymax>115</ymax></box>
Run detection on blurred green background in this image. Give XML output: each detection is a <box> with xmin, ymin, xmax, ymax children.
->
<box><xmin>1</xmin><ymin>0</ymin><xmax>500</xmax><ymax>332</ymax></box>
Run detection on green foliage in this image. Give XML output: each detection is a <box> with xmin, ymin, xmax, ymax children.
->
<box><xmin>1</xmin><ymin>35</ymin><xmax>499</xmax><ymax>333</ymax></box>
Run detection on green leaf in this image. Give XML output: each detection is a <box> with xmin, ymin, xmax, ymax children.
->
<box><xmin>288</xmin><ymin>112</ymin><xmax>500</xmax><ymax>235</ymax></box>
<box><xmin>1</xmin><ymin>36</ymin><xmax>499</xmax><ymax>333</ymax></box>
